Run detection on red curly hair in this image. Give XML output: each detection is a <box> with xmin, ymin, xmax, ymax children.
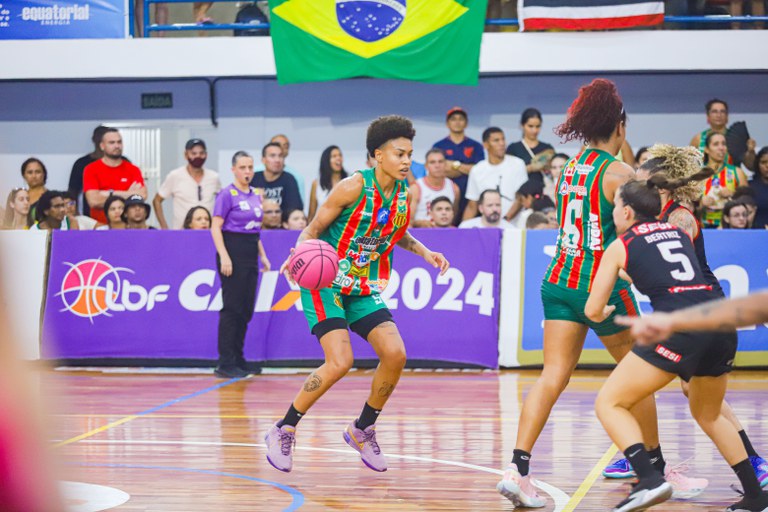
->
<box><xmin>555</xmin><ymin>79</ymin><xmax>625</xmax><ymax>144</ymax></box>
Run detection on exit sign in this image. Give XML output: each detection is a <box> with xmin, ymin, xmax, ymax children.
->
<box><xmin>141</xmin><ymin>93</ymin><xmax>173</xmax><ymax>109</ymax></box>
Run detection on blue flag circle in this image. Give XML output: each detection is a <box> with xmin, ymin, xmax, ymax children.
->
<box><xmin>336</xmin><ymin>0</ymin><xmax>406</xmax><ymax>42</ymax></box>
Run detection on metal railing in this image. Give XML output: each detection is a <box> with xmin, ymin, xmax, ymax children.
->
<box><xmin>140</xmin><ymin>1</ymin><xmax>768</xmax><ymax>38</ymax></box>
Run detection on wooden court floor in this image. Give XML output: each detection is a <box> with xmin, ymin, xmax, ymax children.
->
<box><xmin>46</xmin><ymin>368</ymin><xmax>768</xmax><ymax>511</ymax></box>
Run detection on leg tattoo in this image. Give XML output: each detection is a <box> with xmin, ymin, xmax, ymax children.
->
<box><xmin>303</xmin><ymin>372</ymin><xmax>323</xmax><ymax>392</ymax></box>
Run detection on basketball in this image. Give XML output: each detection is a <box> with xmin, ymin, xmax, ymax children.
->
<box><xmin>289</xmin><ymin>239</ymin><xmax>339</xmax><ymax>290</ymax></box>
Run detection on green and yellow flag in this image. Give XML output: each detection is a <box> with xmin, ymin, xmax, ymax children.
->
<box><xmin>268</xmin><ymin>0</ymin><xmax>487</xmax><ymax>85</ymax></box>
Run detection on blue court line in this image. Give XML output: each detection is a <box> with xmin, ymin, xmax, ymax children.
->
<box><xmin>76</xmin><ymin>463</ymin><xmax>304</xmax><ymax>511</ymax></box>
<box><xmin>56</xmin><ymin>377</ymin><xmax>246</xmax><ymax>447</ymax></box>
<box><xmin>135</xmin><ymin>377</ymin><xmax>244</xmax><ymax>416</ymax></box>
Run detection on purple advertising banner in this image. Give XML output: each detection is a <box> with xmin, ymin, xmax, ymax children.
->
<box><xmin>42</xmin><ymin>229</ymin><xmax>501</xmax><ymax>367</ymax></box>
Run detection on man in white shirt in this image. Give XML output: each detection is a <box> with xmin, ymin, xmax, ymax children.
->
<box><xmin>153</xmin><ymin>139</ymin><xmax>222</xmax><ymax>229</ymax></box>
<box><xmin>459</xmin><ymin>189</ymin><xmax>513</xmax><ymax>229</ymax></box>
<box><xmin>463</xmin><ymin>127</ymin><xmax>527</xmax><ymax>222</ymax></box>
<box><xmin>410</xmin><ymin>148</ymin><xmax>461</xmax><ymax>227</ymax></box>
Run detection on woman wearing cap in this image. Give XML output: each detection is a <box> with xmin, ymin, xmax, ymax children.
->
<box><xmin>210</xmin><ymin>151</ymin><xmax>271</xmax><ymax>379</ymax></box>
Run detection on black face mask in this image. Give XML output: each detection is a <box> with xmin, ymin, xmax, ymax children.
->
<box><xmin>188</xmin><ymin>157</ymin><xmax>206</xmax><ymax>168</ymax></box>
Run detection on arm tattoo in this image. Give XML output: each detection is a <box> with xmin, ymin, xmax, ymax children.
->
<box><xmin>377</xmin><ymin>381</ymin><xmax>395</xmax><ymax>397</ymax></box>
<box><xmin>303</xmin><ymin>372</ymin><xmax>323</xmax><ymax>392</ymax></box>
<box><xmin>396</xmin><ymin>232</ymin><xmax>421</xmax><ymax>254</ymax></box>
<box><xmin>669</xmin><ymin>210</ymin><xmax>697</xmax><ymax>239</ymax></box>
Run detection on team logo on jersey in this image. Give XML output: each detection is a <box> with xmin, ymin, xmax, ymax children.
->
<box><xmin>354</xmin><ymin>235</ymin><xmax>385</xmax><ymax>251</ymax></box>
<box><xmin>563</xmin><ymin>160</ymin><xmax>576</xmax><ymax>177</ymax></box>
<box><xmin>376</xmin><ymin>207</ymin><xmax>390</xmax><ymax>225</ymax></box>
<box><xmin>338</xmin><ymin>259</ymin><xmax>351</xmax><ymax>273</ymax></box>
<box><xmin>559</xmin><ymin>182</ymin><xmax>588</xmax><ymax>196</ymax></box>
<box><xmin>367</xmin><ymin>278</ymin><xmax>389</xmax><ymax>292</ymax></box>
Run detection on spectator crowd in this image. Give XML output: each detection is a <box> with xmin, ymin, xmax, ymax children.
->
<box><xmin>3</xmin><ymin>99</ymin><xmax>767</xmax><ymax>233</ymax></box>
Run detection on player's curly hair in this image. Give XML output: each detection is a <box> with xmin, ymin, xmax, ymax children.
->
<box><xmin>554</xmin><ymin>79</ymin><xmax>625</xmax><ymax>144</ymax></box>
<box><xmin>366</xmin><ymin>115</ymin><xmax>416</xmax><ymax>157</ymax></box>
<box><xmin>620</xmin><ymin>164</ymin><xmax>715</xmax><ymax>222</ymax></box>
<box><xmin>638</xmin><ymin>144</ymin><xmax>711</xmax><ymax>203</ymax></box>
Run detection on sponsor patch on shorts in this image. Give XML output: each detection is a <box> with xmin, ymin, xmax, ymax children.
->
<box><xmin>655</xmin><ymin>344</ymin><xmax>682</xmax><ymax>363</ymax></box>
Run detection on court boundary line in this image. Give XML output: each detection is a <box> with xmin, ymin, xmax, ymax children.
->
<box><xmin>560</xmin><ymin>443</ymin><xmax>618</xmax><ymax>512</ymax></box>
<box><xmin>75</xmin><ymin>463</ymin><xmax>304</xmax><ymax>512</ymax></box>
<box><xmin>54</xmin><ymin>377</ymin><xmax>244</xmax><ymax>447</ymax></box>
<box><xmin>75</xmin><ymin>439</ymin><xmax>571</xmax><ymax>510</ymax></box>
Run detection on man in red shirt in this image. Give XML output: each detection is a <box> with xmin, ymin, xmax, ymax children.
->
<box><xmin>83</xmin><ymin>128</ymin><xmax>146</xmax><ymax>223</ymax></box>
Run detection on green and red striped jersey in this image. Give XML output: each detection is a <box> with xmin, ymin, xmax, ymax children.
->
<box><xmin>320</xmin><ymin>168</ymin><xmax>410</xmax><ymax>296</ymax></box>
<box><xmin>545</xmin><ymin>149</ymin><xmax>618</xmax><ymax>292</ymax></box>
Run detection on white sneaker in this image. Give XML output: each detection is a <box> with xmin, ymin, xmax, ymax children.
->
<box><xmin>496</xmin><ymin>463</ymin><xmax>547</xmax><ymax>508</ymax></box>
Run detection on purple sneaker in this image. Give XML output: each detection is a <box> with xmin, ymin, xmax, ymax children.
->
<box><xmin>265</xmin><ymin>422</ymin><xmax>296</xmax><ymax>472</ymax></box>
<box><xmin>344</xmin><ymin>421</ymin><xmax>387</xmax><ymax>472</ymax></box>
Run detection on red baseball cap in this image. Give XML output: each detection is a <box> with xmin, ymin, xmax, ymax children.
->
<box><xmin>446</xmin><ymin>107</ymin><xmax>468</xmax><ymax>120</ymax></box>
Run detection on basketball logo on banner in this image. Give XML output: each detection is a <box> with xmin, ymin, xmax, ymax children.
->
<box><xmin>58</xmin><ymin>259</ymin><xmax>131</xmax><ymax>322</ymax></box>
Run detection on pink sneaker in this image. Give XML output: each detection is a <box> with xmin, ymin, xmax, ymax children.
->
<box><xmin>343</xmin><ymin>421</ymin><xmax>387</xmax><ymax>472</ymax></box>
<box><xmin>665</xmin><ymin>461</ymin><xmax>708</xmax><ymax>499</ymax></box>
<box><xmin>264</xmin><ymin>422</ymin><xmax>296</xmax><ymax>473</ymax></box>
<box><xmin>496</xmin><ymin>463</ymin><xmax>547</xmax><ymax>508</ymax></box>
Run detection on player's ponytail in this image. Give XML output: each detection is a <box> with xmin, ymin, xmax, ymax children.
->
<box><xmin>637</xmin><ymin>144</ymin><xmax>709</xmax><ymax>203</ymax></box>
<box><xmin>647</xmin><ymin>167</ymin><xmax>715</xmax><ymax>194</ymax></box>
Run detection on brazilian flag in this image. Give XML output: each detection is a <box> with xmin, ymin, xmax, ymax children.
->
<box><xmin>268</xmin><ymin>0</ymin><xmax>488</xmax><ymax>86</ymax></box>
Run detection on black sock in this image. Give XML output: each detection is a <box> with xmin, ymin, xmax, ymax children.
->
<box><xmin>277</xmin><ymin>404</ymin><xmax>305</xmax><ymax>428</ymax></box>
<box><xmin>625</xmin><ymin>443</ymin><xmax>662</xmax><ymax>482</ymax></box>
<box><xmin>733</xmin><ymin>458</ymin><xmax>762</xmax><ymax>499</ymax></box>
<box><xmin>648</xmin><ymin>445</ymin><xmax>666</xmax><ymax>475</ymax></box>
<box><xmin>355</xmin><ymin>402</ymin><xmax>381</xmax><ymax>430</ymax></box>
<box><xmin>512</xmin><ymin>449</ymin><xmax>532</xmax><ymax>477</ymax></box>
<box><xmin>739</xmin><ymin>430</ymin><xmax>760</xmax><ymax>458</ymax></box>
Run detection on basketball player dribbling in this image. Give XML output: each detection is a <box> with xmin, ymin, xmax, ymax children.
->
<box><xmin>264</xmin><ymin>115</ymin><xmax>449</xmax><ymax>473</ymax></box>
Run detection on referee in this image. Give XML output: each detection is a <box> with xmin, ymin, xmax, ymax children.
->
<box><xmin>211</xmin><ymin>151</ymin><xmax>271</xmax><ymax>379</ymax></box>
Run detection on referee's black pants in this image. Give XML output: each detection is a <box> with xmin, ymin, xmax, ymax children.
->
<box><xmin>217</xmin><ymin>231</ymin><xmax>260</xmax><ymax>369</ymax></box>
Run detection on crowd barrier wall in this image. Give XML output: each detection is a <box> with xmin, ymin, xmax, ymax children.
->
<box><xmin>512</xmin><ymin>230</ymin><xmax>768</xmax><ymax>367</ymax></box>
<box><xmin>41</xmin><ymin>229</ymin><xmax>501</xmax><ymax>368</ymax></box>
<box><xmin>2</xmin><ymin>229</ymin><xmax>763</xmax><ymax>368</ymax></box>
<box><xmin>0</xmin><ymin>230</ymin><xmax>48</xmax><ymax>360</ymax></box>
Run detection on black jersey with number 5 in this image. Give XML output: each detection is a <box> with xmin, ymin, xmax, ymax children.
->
<box><xmin>619</xmin><ymin>221</ymin><xmax>721</xmax><ymax>312</ymax></box>
<box><xmin>659</xmin><ymin>200</ymin><xmax>724</xmax><ymax>297</ymax></box>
